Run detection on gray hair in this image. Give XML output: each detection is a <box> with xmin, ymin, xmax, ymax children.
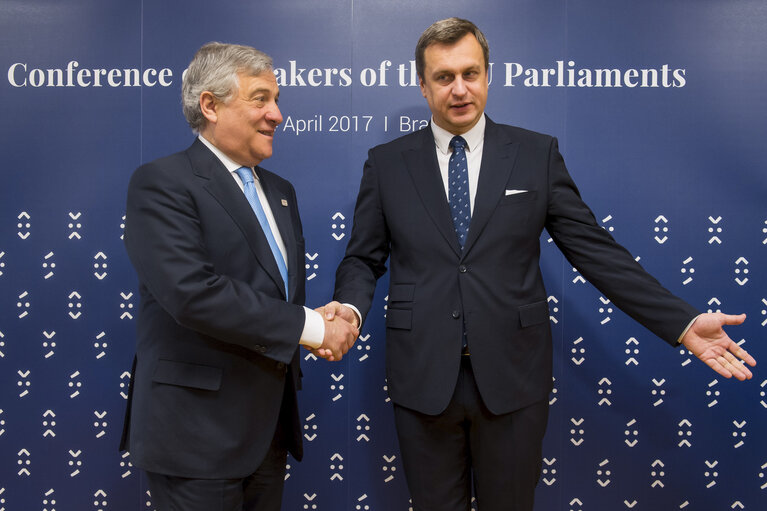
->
<box><xmin>415</xmin><ymin>18</ymin><xmax>489</xmax><ymax>80</ymax></box>
<box><xmin>181</xmin><ymin>42</ymin><xmax>274</xmax><ymax>132</ymax></box>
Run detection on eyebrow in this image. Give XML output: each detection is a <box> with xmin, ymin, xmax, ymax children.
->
<box><xmin>248</xmin><ymin>87</ymin><xmax>272</xmax><ymax>96</ymax></box>
<box><xmin>432</xmin><ymin>63</ymin><xmax>481</xmax><ymax>74</ymax></box>
<box><xmin>245</xmin><ymin>87</ymin><xmax>280</xmax><ymax>103</ymax></box>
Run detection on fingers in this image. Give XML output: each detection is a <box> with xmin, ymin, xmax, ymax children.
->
<box><xmin>338</xmin><ymin>319</ymin><xmax>359</xmax><ymax>354</ymax></box>
<box><xmin>319</xmin><ymin>314</ymin><xmax>359</xmax><ymax>362</ymax></box>
<box><xmin>731</xmin><ymin>345</ymin><xmax>757</xmax><ymax>367</ymax></box>
<box><xmin>317</xmin><ymin>348</ymin><xmax>336</xmax><ymax>362</ymax></box>
<box><xmin>708</xmin><ymin>350</ymin><xmax>753</xmax><ymax>381</ymax></box>
<box><xmin>720</xmin><ymin>313</ymin><xmax>747</xmax><ymax>326</ymax></box>
<box><xmin>322</xmin><ymin>301</ymin><xmax>359</xmax><ymax>328</ymax></box>
<box><xmin>705</xmin><ymin>358</ymin><xmax>734</xmax><ymax>379</ymax></box>
<box><xmin>303</xmin><ymin>345</ymin><xmax>336</xmax><ymax>361</ymax></box>
<box><xmin>730</xmin><ymin>363</ymin><xmax>752</xmax><ymax>381</ymax></box>
<box><xmin>692</xmin><ymin>312</ymin><xmax>746</xmax><ymax>337</ymax></box>
<box><xmin>322</xmin><ymin>301</ymin><xmax>343</xmax><ymax>320</ymax></box>
<box><xmin>313</xmin><ymin>301</ymin><xmax>358</xmax><ymax>362</ymax></box>
<box><xmin>689</xmin><ymin>312</ymin><xmax>756</xmax><ymax>380</ymax></box>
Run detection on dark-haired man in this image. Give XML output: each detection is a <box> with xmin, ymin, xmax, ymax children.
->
<box><xmin>326</xmin><ymin>18</ymin><xmax>755</xmax><ymax>511</ymax></box>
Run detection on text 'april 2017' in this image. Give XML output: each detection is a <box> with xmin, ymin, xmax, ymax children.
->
<box><xmin>281</xmin><ymin>115</ymin><xmax>429</xmax><ymax>135</ymax></box>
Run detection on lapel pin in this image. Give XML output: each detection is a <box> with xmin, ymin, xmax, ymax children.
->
<box><xmin>281</xmin><ymin>199</ymin><xmax>288</xmax><ymax>207</ymax></box>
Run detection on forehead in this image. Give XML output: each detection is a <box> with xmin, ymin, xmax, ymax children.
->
<box><xmin>423</xmin><ymin>34</ymin><xmax>483</xmax><ymax>73</ymax></box>
<box><xmin>236</xmin><ymin>71</ymin><xmax>279</xmax><ymax>94</ymax></box>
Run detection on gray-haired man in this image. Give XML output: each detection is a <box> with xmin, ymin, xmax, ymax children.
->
<box><xmin>120</xmin><ymin>42</ymin><xmax>357</xmax><ymax>511</ymax></box>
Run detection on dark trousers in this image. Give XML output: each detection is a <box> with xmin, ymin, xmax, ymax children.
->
<box><xmin>145</xmin><ymin>424</ymin><xmax>287</xmax><ymax>511</ymax></box>
<box><xmin>393</xmin><ymin>356</ymin><xmax>549</xmax><ymax>511</ymax></box>
<box><xmin>145</xmin><ymin>380</ymin><xmax>292</xmax><ymax>511</ymax></box>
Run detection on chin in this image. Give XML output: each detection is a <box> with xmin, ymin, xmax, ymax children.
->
<box><xmin>253</xmin><ymin>146</ymin><xmax>273</xmax><ymax>161</ymax></box>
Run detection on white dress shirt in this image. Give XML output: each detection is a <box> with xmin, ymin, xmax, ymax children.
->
<box><xmin>431</xmin><ymin>114</ymin><xmax>486</xmax><ymax>214</ymax></box>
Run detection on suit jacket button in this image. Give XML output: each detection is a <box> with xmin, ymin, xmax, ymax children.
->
<box><xmin>452</xmin><ymin>310</ymin><xmax>461</xmax><ymax>319</ymax></box>
<box><xmin>458</xmin><ymin>265</ymin><xmax>467</xmax><ymax>273</ymax></box>
<box><xmin>277</xmin><ymin>362</ymin><xmax>286</xmax><ymax>371</ymax></box>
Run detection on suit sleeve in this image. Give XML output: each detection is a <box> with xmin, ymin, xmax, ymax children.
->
<box><xmin>333</xmin><ymin>149</ymin><xmax>391</xmax><ymax>323</ymax></box>
<box><xmin>124</xmin><ymin>161</ymin><xmax>305</xmax><ymax>364</ymax></box>
<box><xmin>543</xmin><ymin>137</ymin><xmax>699</xmax><ymax>345</ymax></box>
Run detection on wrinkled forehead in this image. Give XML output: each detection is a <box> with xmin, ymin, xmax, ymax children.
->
<box><xmin>234</xmin><ymin>70</ymin><xmax>279</xmax><ymax>94</ymax></box>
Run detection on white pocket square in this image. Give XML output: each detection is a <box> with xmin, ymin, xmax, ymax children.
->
<box><xmin>505</xmin><ymin>189</ymin><xmax>528</xmax><ymax>196</ymax></box>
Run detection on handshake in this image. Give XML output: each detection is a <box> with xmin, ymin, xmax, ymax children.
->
<box><xmin>309</xmin><ymin>301</ymin><xmax>360</xmax><ymax>361</ymax></box>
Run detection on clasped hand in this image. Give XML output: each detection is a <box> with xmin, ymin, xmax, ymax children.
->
<box><xmin>308</xmin><ymin>301</ymin><xmax>360</xmax><ymax>361</ymax></box>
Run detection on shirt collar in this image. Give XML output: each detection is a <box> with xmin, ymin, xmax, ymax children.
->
<box><xmin>198</xmin><ymin>134</ymin><xmax>258</xmax><ymax>179</ymax></box>
<box><xmin>431</xmin><ymin>114</ymin><xmax>486</xmax><ymax>155</ymax></box>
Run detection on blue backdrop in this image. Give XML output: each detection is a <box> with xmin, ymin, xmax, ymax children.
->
<box><xmin>1</xmin><ymin>1</ymin><xmax>765</xmax><ymax>509</ymax></box>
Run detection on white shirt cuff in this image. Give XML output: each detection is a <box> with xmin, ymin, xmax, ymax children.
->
<box><xmin>343</xmin><ymin>303</ymin><xmax>362</xmax><ymax>328</ymax></box>
<box><xmin>300</xmin><ymin>307</ymin><xmax>324</xmax><ymax>349</ymax></box>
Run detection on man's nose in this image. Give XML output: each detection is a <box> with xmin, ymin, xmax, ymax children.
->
<box><xmin>451</xmin><ymin>77</ymin><xmax>467</xmax><ymax>96</ymax></box>
<box><xmin>267</xmin><ymin>103</ymin><xmax>283</xmax><ymax>125</ymax></box>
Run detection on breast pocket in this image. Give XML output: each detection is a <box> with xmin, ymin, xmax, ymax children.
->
<box><xmin>499</xmin><ymin>190</ymin><xmax>537</xmax><ymax>207</ymax></box>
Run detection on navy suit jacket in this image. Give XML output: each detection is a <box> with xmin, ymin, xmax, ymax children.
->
<box><xmin>121</xmin><ymin>139</ymin><xmax>306</xmax><ymax>478</ymax></box>
<box><xmin>335</xmin><ymin>117</ymin><xmax>699</xmax><ymax>416</ymax></box>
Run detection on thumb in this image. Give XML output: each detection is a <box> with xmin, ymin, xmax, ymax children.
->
<box><xmin>721</xmin><ymin>313</ymin><xmax>746</xmax><ymax>326</ymax></box>
<box><xmin>324</xmin><ymin>301</ymin><xmax>341</xmax><ymax>320</ymax></box>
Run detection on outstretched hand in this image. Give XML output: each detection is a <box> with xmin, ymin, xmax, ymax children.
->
<box><xmin>681</xmin><ymin>313</ymin><xmax>755</xmax><ymax>380</ymax></box>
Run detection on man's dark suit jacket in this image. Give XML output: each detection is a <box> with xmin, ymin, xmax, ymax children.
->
<box><xmin>121</xmin><ymin>139</ymin><xmax>306</xmax><ymax>478</ymax></box>
<box><xmin>335</xmin><ymin>117</ymin><xmax>699</xmax><ymax>416</ymax></box>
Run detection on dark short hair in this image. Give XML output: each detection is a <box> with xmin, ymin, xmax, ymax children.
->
<box><xmin>415</xmin><ymin>18</ymin><xmax>489</xmax><ymax>80</ymax></box>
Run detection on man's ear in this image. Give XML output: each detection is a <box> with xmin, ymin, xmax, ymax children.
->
<box><xmin>199</xmin><ymin>91</ymin><xmax>218</xmax><ymax>124</ymax></box>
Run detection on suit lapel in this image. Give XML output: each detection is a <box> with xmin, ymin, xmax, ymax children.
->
<box><xmin>188</xmin><ymin>140</ymin><xmax>288</xmax><ymax>300</ymax></box>
<box><xmin>403</xmin><ymin>127</ymin><xmax>463</xmax><ymax>258</ymax></box>
<box><xmin>462</xmin><ymin>118</ymin><xmax>519</xmax><ymax>257</ymax></box>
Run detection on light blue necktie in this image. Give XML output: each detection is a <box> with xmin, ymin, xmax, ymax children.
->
<box><xmin>449</xmin><ymin>135</ymin><xmax>471</xmax><ymax>249</ymax></box>
<box><xmin>234</xmin><ymin>166</ymin><xmax>289</xmax><ymax>298</ymax></box>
